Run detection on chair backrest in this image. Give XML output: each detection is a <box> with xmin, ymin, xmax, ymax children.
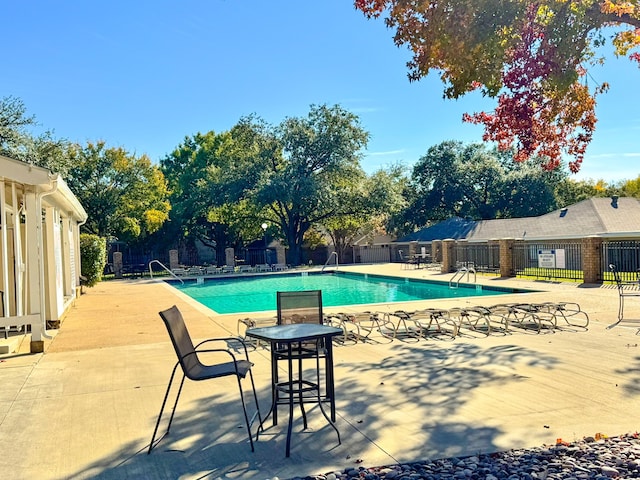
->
<box><xmin>276</xmin><ymin>290</ymin><xmax>324</xmax><ymax>351</ymax></box>
<box><xmin>276</xmin><ymin>290</ymin><xmax>323</xmax><ymax>326</ymax></box>
<box><xmin>159</xmin><ymin>305</ymin><xmax>201</xmax><ymax>377</ymax></box>
<box><xmin>610</xmin><ymin>264</ymin><xmax>640</xmax><ymax>288</ymax></box>
<box><xmin>609</xmin><ymin>263</ymin><xmax>622</xmax><ymax>290</ymax></box>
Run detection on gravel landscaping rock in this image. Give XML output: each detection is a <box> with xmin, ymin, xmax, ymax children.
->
<box><xmin>286</xmin><ymin>433</ymin><xmax>640</xmax><ymax>480</ymax></box>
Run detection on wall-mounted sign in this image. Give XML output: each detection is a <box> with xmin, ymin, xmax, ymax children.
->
<box><xmin>537</xmin><ymin>249</ymin><xmax>566</xmax><ymax>269</ymax></box>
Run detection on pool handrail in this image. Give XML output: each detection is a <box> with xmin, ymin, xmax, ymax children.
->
<box><xmin>149</xmin><ymin>260</ymin><xmax>184</xmax><ymax>284</ymax></box>
<box><xmin>449</xmin><ymin>265</ymin><xmax>476</xmax><ymax>289</ymax></box>
<box><xmin>322</xmin><ymin>251</ymin><xmax>339</xmax><ymax>272</ymax></box>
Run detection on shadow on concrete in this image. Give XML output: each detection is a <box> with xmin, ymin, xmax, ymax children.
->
<box><xmin>336</xmin><ymin>341</ymin><xmax>558</xmax><ymax>461</ymax></box>
<box><xmin>59</xmin><ymin>338</ymin><xmax>562</xmax><ymax>480</ymax></box>
<box><xmin>615</xmin><ymin>345</ymin><xmax>640</xmax><ymax>395</ymax></box>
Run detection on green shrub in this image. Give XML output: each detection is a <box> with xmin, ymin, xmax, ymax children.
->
<box><xmin>80</xmin><ymin>234</ymin><xmax>106</xmax><ymax>287</ymax></box>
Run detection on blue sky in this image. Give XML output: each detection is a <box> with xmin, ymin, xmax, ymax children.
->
<box><xmin>3</xmin><ymin>0</ymin><xmax>639</xmax><ymax>183</ymax></box>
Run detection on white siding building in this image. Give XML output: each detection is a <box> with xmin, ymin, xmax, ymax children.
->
<box><xmin>1</xmin><ymin>155</ymin><xmax>88</xmax><ymax>353</ymax></box>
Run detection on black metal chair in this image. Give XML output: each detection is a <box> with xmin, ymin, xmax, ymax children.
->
<box><xmin>148</xmin><ymin>305</ymin><xmax>262</xmax><ymax>454</ymax></box>
<box><xmin>608</xmin><ymin>264</ymin><xmax>640</xmax><ymax>328</ymax></box>
<box><xmin>272</xmin><ymin>290</ymin><xmax>332</xmax><ymax>424</ymax></box>
<box><xmin>276</xmin><ymin>289</ymin><xmax>325</xmax><ymax>353</ymax></box>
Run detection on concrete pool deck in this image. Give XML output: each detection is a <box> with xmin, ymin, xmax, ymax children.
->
<box><xmin>2</xmin><ymin>263</ymin><xmax>640</xmax><ymax>479</ymax></box>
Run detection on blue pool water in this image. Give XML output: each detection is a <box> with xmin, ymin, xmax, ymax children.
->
<box><xmin>170</xmin><ymin>271</ymin><xmax>523</xmax><ymax>314</ymax></box>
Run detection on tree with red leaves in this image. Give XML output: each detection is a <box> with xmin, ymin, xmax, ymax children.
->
<box><xmin>354</xmin><ymin>0</ymin><xmax>640</xmax><ymax>172</ymax></box>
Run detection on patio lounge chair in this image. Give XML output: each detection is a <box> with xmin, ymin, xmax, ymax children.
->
<box><xmin>322</xmin><ymin>312</ymin><xmax>352</xmax><ymax>343</ymax></box>
<box><xmin>387</xmin><ymin>310</ymin><xmax>422</xmax><ymax>339</ymax></box>
<box><xmin>447</xmin><ymin>307</ymin><xmax>492</xmax><ymax>337</ymax></box>
<box><xmin>205</xmin><ymin>265</ymin><xmax>221</xmax><ymax>275</ymax></box>
<box><xmin>469</xmin><ymin>305</ymin><xmax>511</xmax><ymax>334</ymax></box>
<box><xmin>185</xmin><ymin>266</ymin><xmax>203</xmax><ymax>276</ymax></box>
<box><xmin>408</xmin><ymin>308</ymin><xmax>458</xmax><ymax>339</ymax></box>
<box><xmin>531</xmin><ymin>302</ymin><xmax>589</xmax><ymax>329</ymax></box>
<box><xmin>171</xmin><ymin>267</ymin><xmax>187</xmax><ymax>277</ymax></box>
<box><xmin>237</xmin><ymin>315</ymin><xmax>277</xmax><ymax>347</ymax></box>
<box><xmin>148</xmin><ymin>305</ymin><xmax>261</xmax><ymax>454</ymax></box>
<box><xmin>490</xmin><ymin>303</ymin><xmax>556</xmax><ymax>333</ymax></box>
<box><xmin>340</xmin><ymin>311</ymin><xmax>395</xmax><ymax>342</ymax></box>
<box><xmin>608</xmin><ymin>264</ymin><xmax>640</xmax><ymax>328</ymax></box>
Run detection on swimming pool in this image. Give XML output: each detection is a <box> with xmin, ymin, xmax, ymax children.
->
<box><xmin>170</xmin><ymin>271</ymin><xmax>526</xmax><ymax>314</ymax></box>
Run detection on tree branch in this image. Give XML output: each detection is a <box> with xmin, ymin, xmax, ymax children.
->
<box><xmin>589</xmin><ymin>3</ymin><xmax>640</xmax><ymax>29</ymax></box>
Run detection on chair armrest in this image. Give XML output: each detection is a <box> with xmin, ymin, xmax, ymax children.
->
<box><xmin>179</xmin><ymin>348</ymin><xmax>241</xmax><ymax>366</ymax></box>
<box><xmin>194</xmin><ymin>337</ymin><xmax>252</xmax><ymax>361</ymax></box>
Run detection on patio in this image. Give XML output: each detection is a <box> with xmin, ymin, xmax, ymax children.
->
<box><xmin>1</xmin><ymin>264</ymin><xmax>640</xmax><ymax>479</ymax></box>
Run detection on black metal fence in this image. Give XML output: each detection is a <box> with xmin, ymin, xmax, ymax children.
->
<box><xmin>353</xmin><ymin>245</ymin><xmax>400</xmax><ymax>263</ymax></box>
<box><xmin>366</xmin><ymin>239</ymin><xmax>638</xmax><ymax>283</ymax></box>
<box><xmin>453</xmin><ymin>243</ymin><xmax>500</xmax><ymax>274</ymax></box>
<box><xmin>512</xmin><ymin>241</ymin><xmax>583</xmax><ymax>280</ymax></box>
<box><xmin>236</xmin><ymin>248</ymin><xmax>275</xmax><ymax>266</ymax></box>
<box><xmin>106</xmin><ymin>243</ymin><xmax>169</xmax><ymax>276</ymax></box>
<box><xmin>602</xmin><ymin>240</ymin><xmax>640</xmax><ymax>282</ymax></box>
<box><xmin>109</xmin><ymin>237</ymin><xmax>639</xmax><ymax>284</ymax></box>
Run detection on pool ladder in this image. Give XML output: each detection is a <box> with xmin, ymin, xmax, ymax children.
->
<box><xmin>321</xmin><ymin>251</ymin><xmax>338</xmax><ymax>272</ymax></box>
<box><xmin>148</xmin><ymin>260</ymin><xmax>184</xmax><ymax>284</ymax></box>
<box><xmin>449</xmin><ymin>266</ymin><xmax>476</xmax><ymax>289</ymax></box>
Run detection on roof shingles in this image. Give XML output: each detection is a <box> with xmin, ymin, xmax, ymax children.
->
<box><xmin>397</xmin><ymin>197</ymin><xmax>640</xmax><ymax>242</ymax></box>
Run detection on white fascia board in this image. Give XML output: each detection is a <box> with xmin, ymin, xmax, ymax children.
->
<box><xmin>0</xmin><ymin>155</ymin><xmax>53</xmax><ymax>185</ymax></box>
<box><xmin>596</xmin><ymin>231</ymin><xmax>640</xmax><ymax>239</ymax></box>
<box><xmin>1</xmin><ymin>155</ymin><xmax>88</xmax><ymax>222</ymax></box>
<box><xmin>44</xmin><ymin>175</ymin><xmax>88</xmax><ymax>222</ymax></box>
<box><xmin>470</xmin><ymin>232</ymin><xmax>640</xmax><ymax>242</ymax></box>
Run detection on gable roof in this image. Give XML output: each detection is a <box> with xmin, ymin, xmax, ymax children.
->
<box><xmin>398</xmin><ymin>217</ymin><xmax>477</xmax><ymax>242</ymax></box>
<box><xmin>0</xmin><ymin>155</ymin><xmax>88</xmax><ymax>222</ymax></box>
<box><xmin>396</xmin><ymin>197</ymin><xmax>640</xmax><ymax>243</ymax></box>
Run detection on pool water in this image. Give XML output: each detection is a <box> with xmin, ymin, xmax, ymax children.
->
<box><xmin>171</xmin><ymin>271</ymin><xmax>520</xmax><ymax>314</ymax></box>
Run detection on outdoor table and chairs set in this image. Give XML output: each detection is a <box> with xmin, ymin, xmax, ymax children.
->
<box><xmin>148</xmin><ymin>290</ymin><xmax>342</xmax><ymax>458</ymax></box>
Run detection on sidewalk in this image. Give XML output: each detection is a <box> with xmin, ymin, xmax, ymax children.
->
<box><xmin>1</xmin><ymin>265</ymin><xmax>640</xmax><ymax>480</ymax></box>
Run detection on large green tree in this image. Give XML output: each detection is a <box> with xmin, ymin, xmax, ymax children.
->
<box><xmin>399</xmin><ymin>141</ymin><xmax>564</xmax><ymax>231</ymax></box>
<box><xmin>555</xmin><ymin>177</ymin><xmax>617</xmax><ymax>205</ymax></box>
<box><xmin>0</xmin><ymin>96</ymin><xmax>35</xmax><ymax>155</ymax></box>
<box><xmin>0</xmin><ymin>95</ymin><xmax>71</xmax><ymax>170</ymax></box>
<box><xmin>404</xmin><ymin>141</ymin><xmax>502</xmax><ymax>223</ymax></box>
<box><xmin>499</xmin><ymin>160</ymin><xmax>566</xmax><ymax>217</ymax></box>
<box><xmin>245</xmin><ymin>104</ymin><xmax>370</xmax><ymax>265</ymax></box>
<box><xmin>162</xmin><ymin>106</ymin><xmax>381</xmax><ymax>266</ymax></box>
<box><xmin>161</xmin><ymin>131</ymin><xmax>229</xmax><ymax>256</ymax></box>
<box><xmin>66</xmin><ymin>141</ymin><xmax>170</xmax><ymax>244</ymax></box>
<box><xmin>620</xmin><ymin>175</ymin><xmax>640</xmax><ymax>197</ymax></box>
<box><xmin>160</xmin><ymin>125</ymin><xmax>273</xmax><ymax>260</ymax></box>
<box><xmin>355</xmin><ymin>1</ymin><xmax>640</xmax><ymax>172</ymax></box>
<box><xmin>322</xmin><ymin>164</ymin><xmax>408</xmax><ymax>262</ymax></box>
